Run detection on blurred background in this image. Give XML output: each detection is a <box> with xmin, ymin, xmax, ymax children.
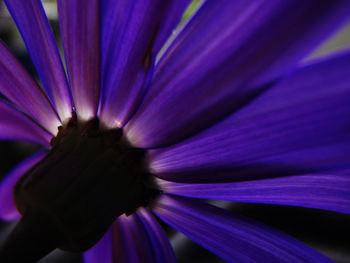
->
<box><xmin>0</xmin><ymin>0</ymin><xmax>350</xmax><ymax>262</ymax></box>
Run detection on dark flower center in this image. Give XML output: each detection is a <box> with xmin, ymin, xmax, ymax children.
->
<box><xmin>0</xmin><ymin>114</ymin><xmax>159</xmax><ymax>262</ymax></box>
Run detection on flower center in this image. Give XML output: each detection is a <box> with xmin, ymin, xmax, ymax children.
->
<box><xmin>0</xmin><ymin>114</ymin><xmax>159</xmax><ymax>262</ymax></box>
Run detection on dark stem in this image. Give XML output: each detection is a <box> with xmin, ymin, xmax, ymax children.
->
<box><xmin>0</xmin><ymin>214</ymin><xmax>59</xmax><ymax>263</ymax></box>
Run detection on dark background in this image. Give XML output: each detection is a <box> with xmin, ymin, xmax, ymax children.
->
<box><xmin>0</xmin><ymin>1</ymin><xmax>349</xmax><ymax>262</ymax></box>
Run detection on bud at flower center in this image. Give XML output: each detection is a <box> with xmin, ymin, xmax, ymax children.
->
<box><xmin>13</xmin><ymin>114</ymin><xmax>159</xmax><ymax>253</ymax></box>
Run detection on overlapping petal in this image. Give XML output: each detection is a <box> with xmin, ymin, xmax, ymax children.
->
<box><xmin>0</xmin><ymin>100</ymin><xmax>52</xmax><ymax>146</ymax></box>
<box><xmin>0</xmin><ymin>41</ymin><xmax>60</xmax><ymax>135</ymax></box>
<box><xmin>126</xmin><ymin>0</ymin><xmax>350</xmax><ymax>147</ymax></box>
<box><xmin>149</xmin><ymin>51</ymin><xmax>350</xmax><ymax>183</ymax></box>
<box><xmin>137</xmin><ymin>208</ymin><xmax>176</xmax><ymax>263</ymax></box>
<box><xmin>154</xmin><ymin>195</ymin><xmax>334</xmax><ymax>263</ymax></box>
<box><xmin>0</xmin><ymin>151</ymin><xmax>46</xmax><ymax>221</ymax></box>
<box><xmin>98</xmin><ymin>0</ymin><xmax>191</xmax><ymax>128</ymax></box>
<box><xmin>84</xmin><ymin>209</ymin><xmax>175</xmax><ymax>263</ymax></box>
<box><xmin>112</xmin><ymin>215</ymin><xmax>140</xmax><ymax>263</ymax></box>
<box><xmin>4</xmin><ymin>0</ymin><xmax>72</xmax><ymax>121</ymax></box>
<box><xmin>158</xmin><ymin>170</ymin><xmax>350</xmax><ymax>214</ymax></box>
<box><xmin>57</xmin><ymin>0</ymin><xmax>100</xmax><ymax>121</ymax></box>
<box><xmin>114</xmin><ymin>212</ymin><xmax>173</xmax><ymax>263</ymax></box>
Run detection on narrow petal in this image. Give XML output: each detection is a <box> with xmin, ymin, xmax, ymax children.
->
<box><xmin>158</xmin><ymin>170</ymin><xmax>350</xmax><ymax>214</ymax></box>
<box><xmin>0</xmin><ymin>151</ymin><xmax>46</xmax><ymax>221</ymax></box>
<box><xmin>154</xmin><ymin>195</ymin><xmax>333</xmax><ymax>263</ymax></box>
<box><xmin>137</xmin><ymin>208</ymin><xmax>176</xmax><ymax>263</ymax></box>
<box><xmin>126</xmin><ymin>0</ymin><xmax>350</xmax><ymax>147</ymax></box>
<box><xmin>98</xmin><ymin>0</ymin><xmax>191</xmax><ymax>128</ymax></box>
<box><xmin>84</xmin><ymin>210</ymin><xmax>175</xmax><ymax>263</ymax></box>
<box><xmin>0</xmin><ymin>99</ymin><xmax>52</xmax><ymax>146</ymax></box>
<box><xmin>150</xmin><ymin>51</ymin><xmax>350</xmax><ymax>183</ymax></box>
<box><xmin>0</xmin><ymin>41</ymin><xmax>60</xmax><ymax>135</ymax></box>
<box><xmin>113</xmin><ymin>213</ymin><xmax>167</xmax><ymax>263</ymax></box>
<box><xmin>57</xmin><ymin>0</ymin><xmax>100</xmax><ymax>121</ymax></box>
<box><xmin>84</xmin><ymin>229</ymin><xmax>113</xmax><ymax>263</ymax></box>
<box><xmin>112</xmin><ymin>215</ymin><xmax>140</xmax><ymax>263</ymax></box>
<box><xmin>4</xmin><ymin>0</ymin><xmax>72</xmax><ymax>121</ymax></box>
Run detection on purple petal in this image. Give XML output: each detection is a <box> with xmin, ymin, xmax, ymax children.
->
<box><xmin>112</xmin><ymin>215</ymin><xmax>140</xmax><ymax>263</ymax></box>
<box><xmin>137</xmin><ymin>208</ymin><xmax>176</xmax><ymax>263</ymax></box>
<box><xmin>126</xmin><ymin>0</ymin><xmax>350</xmax><ymax>147</ymax></box>
<box><xmin>0</xmin><ymin>41</ymin><xmax>60</xmax><ymax>135</ymax></box>
<box><xmin>98</xmin><ymin>0</ymin><xmax>191</xmax><ymax>128</ymax></box>
<box><xmin>154</xmin><ymin>194</ymin><xmax>333</xmax><ymax>263</ymax></box>
<box><xmin>0</xmin><ymin>151</ymin><xmax>46</xmax><ymax>221</ymax></box>
<box><xmin>158</xmin><ymin>170</ymin><xmax>350</xmax><ymax>214</ymax></box>
<box><xmin>84</xmin><ymin>210</ymin><xmax>175</xmax><ymax>263</ymax></box>
<box><xmin>0</xmin><ymin>99</ymin><xmax>52</xmax><ymax>146</ymax></box>
<box><xmin>83</xmin><ymin>229</ymin><xmax>113</xmax><ymax>263</ymax></box>
<box><xmin>4</xmin><ymin>0</ymin><xmax>72</xmax><ymax>121</ymax></box>
<box><xmin>57</xmin><ymin>0</ymin><xmax>100</xmax><ymax>121</ymax></box>
<box><xmin>149</xmin><ymin>51</ymin><xmax>350</xmax><ymax>183</ymax></box>
<box><xmin>113</xmin><ymin>213</ymin><xmax>163</xmax><ymax>263</ymax></box>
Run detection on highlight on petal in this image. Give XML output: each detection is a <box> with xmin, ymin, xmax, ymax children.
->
<box><xmin>0</xmin><ymin>41</ymin><xmax>60</xmax><ymax>135</ymax></box>
<box><xmin>84</xmin><ymin>209</ymin><xmax>175</xmax><ymax>263</ymax></box>
<box><xmin>158</xmin><ymin>170</ymin><xmax>350</xmax><ymax>214</ymax></box>
<box><xmin>4</xmin><ymin>0</ymin><xmax>72</xmax><ymax>121</ymax></box>
<box><xmin>0</xmin><ymin>99</ymin><xmax>52</xmax><ymax>146</ymax></box>
<box><xmin>149</xmin><ymin>50</ymin><xmax>350</xmax><ymax>183</ymax></box>
<box><xmin>154</xmin><ymin>194</ymin><xmax>334</xmax><ymax>263</ymax></box>
<box><xmin>126</xmin><ymin>0</ymin><xmax>350</xmax><ymax>148</ymax></box>
<box><xmin>58</xmin><ymin>0</ymin><xmax>100</xmax><ymax>121</ymax></box>
<box><xmin>0</xmin><ymin>151</ymin><xmax>46</xmax><ymax>221</ymax></box>
<box><xmin>98</xmin><ymin>0</ymin><xmax>191</xmax><ymax>128</ymax></box>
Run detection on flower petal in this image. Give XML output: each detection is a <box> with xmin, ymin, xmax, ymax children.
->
<box><xmin>126</xmin><ymin>0</ymin><xmax>350</xmax><ymax>147</ymax></box>
<box><xmin>137</xmin><ymin>208</ymin><xmax>176</xmax><ymax>263</ymax></box>
<box><xmin>112</xmin><ymin>215</ymin><xmax>140</xmax><ymax>263</ymax></box>
<box><xmin>154</xmin><ymin>194</ymin><xmax>333</xmax><ymax>263</ymax></box>
<box><xmin>150</xmin><ymin>51</ymin><xmax>350</xmax><ymax>183</ymax></box>
<box><xmin>98</xmin><ymin>0</ymin><xmax>191</xmax><ymax>128</ymax></box>
<box><xmin>0</xmin><ymin>99</ymin><xmax>52</xmax><ymax>146</ymax></box>
<box><xmin>158</xmin><ymin>170</ymin><xmax>350</xmax><ymax>214</ymax></box>
<box><xmin>114</xmin><ymin>212</ymin><xmax>172</xmax><ymax>263</ymax></box>
<box><xmin>0</xmin><ymin>41</ymin><xmax>60</xmax><ymax>135</ymax></box>
<box><xmin>57</xmin><ymin>0</ymin><xmax>100</xmax><ymax>121</ymax></box>
<box><xmin>4</xmin><ymin>0</ymin><xmax>72</xmax><ymax>121</ymax></box>
<box><xmin>83</xmin><ymin>229</ymin><xmax>113</xmax><ymax>263</ymax></box>
<box><xmin>84</xmin><ymin>209</ymin><xmax>175</xmax><ymax>263</ymax></box>
<box><xmin>0</xmin><ymin>151</ymin><xmax>46</xmax><ymax>221</ymax></box>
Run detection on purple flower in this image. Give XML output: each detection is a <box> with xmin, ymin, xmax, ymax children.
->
<box><xmin>0</xmin><ymin>0</ymin><xmax>350</xmax><ymax>262</ymax></box>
